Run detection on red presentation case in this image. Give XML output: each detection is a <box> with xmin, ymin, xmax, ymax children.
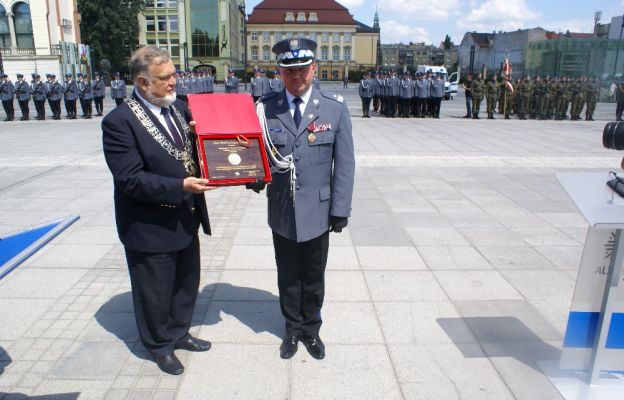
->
<box><xmin>188</xmin><ymin>93</ymin><xmax>272</xmax><ymax>186</ymax></box>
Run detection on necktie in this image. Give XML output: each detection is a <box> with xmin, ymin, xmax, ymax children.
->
<box><xmin>293</xmin><ymin>97</ymin><xmax>303</xmax><ymax>129</ymax></box>
<box><xmin>161</xmin><ymin>107</ymin><xmax>184</xmax><ymax>149</ymax></box>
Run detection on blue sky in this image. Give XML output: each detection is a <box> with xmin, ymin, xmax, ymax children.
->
<box><xmin>245</xmin><ymin>0</ymin><xmax>624</xmax><ymax>45</ymax></box>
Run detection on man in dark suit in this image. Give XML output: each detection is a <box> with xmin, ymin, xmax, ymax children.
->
<box><xmin>250</xmin><ymin>38</ymin><xmax>355</xmax><ymax>360</ymax></box>
<box><xmin>102</xmin><ymin>46</ymin><xmax>215</xmax><ymax>375</ymax></box>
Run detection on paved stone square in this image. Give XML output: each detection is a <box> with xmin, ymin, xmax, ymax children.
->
<box><xmin>0</xmin><ymin>85</ymin><xmax>620</xmax><ymax>399</ymax></box>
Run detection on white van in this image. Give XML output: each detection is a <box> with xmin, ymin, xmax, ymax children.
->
<box><xmin>417</xmin><ymin>66</ymin><xmax>459</xmax><ymax>100</ymax></box>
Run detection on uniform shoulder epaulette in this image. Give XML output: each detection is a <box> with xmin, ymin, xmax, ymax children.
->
<box><xmin>260</xmin><ymin>92</ymin><xmax>278</xmax><ymax>102</ymax></box>
<box><xmin>321</xmin><ymin>90</ymin><xmax>344</xmax><ymax>104</ymax></box>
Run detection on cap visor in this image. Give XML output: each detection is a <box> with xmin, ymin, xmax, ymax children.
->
<box><xmin>278</xmin><ymin>58</ymin><xmax>314</xmax><ymax>69</ymax></box>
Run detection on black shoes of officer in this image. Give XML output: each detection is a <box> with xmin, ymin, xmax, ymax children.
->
<box><xmin>155</xmin><ymin>353</ymin><xmax>184</xmax><ymax>375</ymax></box>
<box><xmin>174</xmin><ymin>335</ymin><xmax>212</xmax><ymax>352</ymax></box>
<box><xmin>280</xmin><ymin>336</ymin><xmax>299</xmax><ymax>359</ymax></box>
<box><xmin>301</xmin><ymin>334</ymin><xmax>325</xmax><ymax>360</ymax></box>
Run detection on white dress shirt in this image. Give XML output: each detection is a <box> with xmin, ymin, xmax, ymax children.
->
<box><xmin>134</xmin><ymin>90</ymin><xmax>182</xmax><ymax>143</ymax></box>
<box><xmin>285</xmin><ymin>86</ymin><xmax>312</xmax><ymax>120</ymax></box>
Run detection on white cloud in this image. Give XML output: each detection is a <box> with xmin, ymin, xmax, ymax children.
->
<box><xmin>336</xmin><ymin>0</ymin><xmax>366</xmax><ymax>8</ymax></box>
<box><xmin>380</xmin><ymin>20</ymin><xmax>431</xmax><ymax>44</ymax></box>
<box><xmin>457</xmin><ymin>0</ymin><xmax>541</xmax><ymax>32</ymax></box>
<box><xmin>540</xmin><ymin>18</ymin><xmax>594</xmax><ymax>33</ymax></box>
<box><xmin>378</xmin><ymin>0</ymin><xmax>461</xmax><ymax>20</ymax></box>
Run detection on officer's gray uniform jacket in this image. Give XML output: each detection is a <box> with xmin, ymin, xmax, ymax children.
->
<box><xmin>251</xmin><ymin>77</ymin><xmax>264</xmax><ymax>97</ymax></box>
<box><xmin>415</xmin><ymin>80</ymin><xmax>428</xmax><ymax>98</ymax></box>
<box><xmin>270</xmin><ymin>78</ymin><xmax>284</xmax><ymax>93</ymax></box>
<box><xmin>1</xmin><ymin>80</ymin><xmax>16</xmax><ymax>101</ymax></box>
<box><xmin>32</xmin><ymin>81</ymin><xmax>47</xmax><ymax>101</ymax></box>
<box><xmin>313</xmin><ymin>77</ymin><xmax>321</xmax><ymax>90</ymax></box>
<box><xmin>15</xmin><ymin>80</ymin><xmax>31</xmax><ymax>101</ymax></box>
<box><xmin>431</xmin><ymin>79</ymin><xmax>445</xmax><ymax>98</ymax></box>
<box><xmin>93</xmin><ymin>78</ymin><xmax>105</xmax><ymax>97</ymax></box>
<box><xmin>198</xmin><ymin>76</ymin><xmax>206</xmax><ymax>93</ymax></box>
<box><xmin>261</xmin><ymin>77</ymin><xmax>272</xmax><ymax>96</ymax></box>
<box><xmin>189</xmin><ymin>77</ymin><xmax>197</xmax><ymax>94</ymax></box>
<box><xmin>83</xmin><ymin>81</ymin><xmax>94</xmax><ymax>100</ymax></box>
<box><xmin>386</xmin><ymin>77</ymin><xmax>400</xmax><ymax>96</ymax></box>
<box><xmin>359</xmin><ymin>79</ymin><xmax>373</xmax><ymax>98</ymax></box>
<box><xmin>78</xmin><ymin>80</ymin><xmax>86</xmax><ymax>98</ymax></box>
<box><xmin>373</xmin><ymin>78</ymin><xmax>383</xmax><ymax>97</ymax></box>
<box><xmin>260</xmin><ymin>88</ymin><xmax>355</xmax><ymax>242</ymax></box>
<box><xmin>176</xmin><ymin>77</ymin><xmax>188</xmax><ymax>96</ymax></box>
<box><xmin>399</xmin><ymin>79</ymin><xmax>412</xmax><ymax>98</ymax></box>
<box><xmin>205</xmin><ymin>76</ymin><xmax>214</xmax><ymax>93</ymax></box>
<box><xmin>110</xmin><ymin>79</ymin><xmax>126</xmax><ymax>99</ymax></box>
<box><xmin>225</xmin><ymin>76</ymin><xmax>239</xmax><ymax>93</ymax></box>
<box><xmin>49</xmin><ymin>81</ymin><xmax>63</xmax><ymax>101</ymax></box>
<box><xmin>63</xmin><ymin>80</ymin><xmax>78</xmax><ymax>100</ymax></box>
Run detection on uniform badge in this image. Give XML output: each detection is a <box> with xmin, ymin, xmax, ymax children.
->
<box><xmin>289</xmin><ymin>39</ymin><xmax>300</xmax><ymax>50</ymax></box>
<box><xmin>277</xmin><ymin>99</ymin><xmax>283</xmax><ymax>106</ymax></box>
<box><xmin>307</xmin><ymin>113</ymin><xmax>314</xmax><ymax>120</ymax></box>
<box><xmin>308</xmin><ymin>133</ymin><xmax>317</xmax><ymax>143</ymax></box>
<box><xmin>313</xmin><ymin>98</ymin><xmax>319</xmax><ymax>106</ymax></box>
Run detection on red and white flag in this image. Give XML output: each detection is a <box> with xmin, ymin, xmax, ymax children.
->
<box><xmin>502</xmin><ymin>57</ymin><xmax>512</xmax><ymax>78</ymax></box>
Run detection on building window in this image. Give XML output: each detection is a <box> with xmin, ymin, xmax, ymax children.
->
<box><xmin>156</xmin><ymin>0</ymin><xmax>165</xmax><ymax>7</ymax></box>
<box><xmin>167</xmin><ymin>0</ymin><xmax>178</xmax><ymax>7</ymax></box>
<box><xmin>285</xmin><ymin>12</ymin><xmax>294</xmax><ymax>22</ymax></box>
<box><xmin>321</xmin><ymin>70</ymin><xmax>328</xmax><ymax>79</ymax></box>
<box><xmin>344</xmin><ymin>33</ymin><xmax>351</xmax><ymax>42</ymax></box>
<box><xmin>321</xmin><ymin>46</ymin><xmax>328</xmax><ymax>61</ymax></box>
<box><xmin>146</xmin><ymin>16</ymin><xmax>155</xmax><ymax>32</ymax></box>
<box><xmin>332</xmin><ymin>45</ymin><xmax>340</xmax><ymax>61</ymax></box>
<box><xmin>309</xmin><ymin>12</ymin><xmax>318</xmax><ymax>22</ymax></box>
<box><xmin>333</xmin><ymin>33</ymin><xmax>340</xmax><ymax>42</ymax></box>
<box><xmin>263</xmin><ymin>31</ymin><xmax>270</xmax><ymax>41</ymax></box>
<box><xmin>171</xmin><ymin>44</ymin><xmax>180</xmax><ymax>57</ymax></box>
<box><xmin>343</xmin><ymin>46</ymin><xmax>351</xmax><ymax>61</ymax></box>
<box><xmin>146</xmin><ymin>38</ymin><xmax>156</xmax><ymax>45</ymax></box>
<box><xmin>262</xmin><ymin>45</ymin><xmax>270</xmax><ymax>61</ymax></box>
<box><xmin>157</xmin><ymin>15</ymin><xmax>167</xmax><ymax>31</ymax></box>
<box><xmin>322</xmin><ymin>32</ymin><xmax>328</xmax><ymax>42</ymax></box>
<box><xmin>13</xmin><ymin>2</ymin><xmax>34</xmax><ymax>48</ymax></box>
<box><xmin>275</xmin><ymin>32</ymin><xmax>282</xmax><ymax>41</ymax></box>
<box><xmin>332</xmin><ymin>70</ymin><xmax>339</xmax><ymax>79</ymax></box>
<box><xmin>251</xmin><ymin>46</ymin><xmax>258</xmax><ymax>61</ymax></box>
<box><xmin>297</xmin><ymin>12</ymin><xmax>306</xmax><ymax>22</ymax></box>
<box><xmin>190</xmin><ymin>0</ymin><xmax>220</xmax><ymax>58</ymax></box>
<box><xmin>169</xmin><ymin>15</ymin><xmax>178</xmax><ymax>32</ymax></box>
<box><xmin>251</xmin><ymin>32</ymin><xmax>258</xmax><ymax>41</ymax></box>
<box><xmin>145</xmin><ymin>0</ymin><xmax>154</xmax><ymax>7</ymax></box>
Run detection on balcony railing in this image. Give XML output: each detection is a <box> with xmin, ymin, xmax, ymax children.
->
<box><xmin>14</xmin><ymin>48</ymin><xmax>36</xmax><ymax>55</ymax></box>
<box><xmin>0</xmin><ymin>46</ymin><xmax>63</xmax><ymax>56</ymax></box>
<box><xmin>0</xmin><ymin>47</ymin><xmax>10</xmax><ymax>55</ymax></box>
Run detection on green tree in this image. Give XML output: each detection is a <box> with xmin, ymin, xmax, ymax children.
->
<box><xmin>443</xmin><ymin>34</ymin><xmax>452</xmax><ymax>49</ymax></box>
<box><xmin>78</xmin><ymin>0</ymin><xmax>145</xmax><ymax>74</ymax></box>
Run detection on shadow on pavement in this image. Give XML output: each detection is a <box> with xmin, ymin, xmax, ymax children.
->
<box><xmin>0</xmin><ymin>346</ymin><xmax>11</xmax><ymax>374</ymax></box>
<box><xmin>95</xmin><ymin>283</ymin><xmax>282</xmax><ymax>359</ymax></box>
<box><xmin>201</xmin><ymin>283</ymin><xmax>282</xmax><ymax>339</ymax></box>
<box><xmin>438</xmin><ymin>316</ymin><xmax>561</xmax><ymax>373</ymax></box>
<box><xmin>0</xmin><ymin>394</ymin><xmax>81</xmax><ymax>399</ymax></box>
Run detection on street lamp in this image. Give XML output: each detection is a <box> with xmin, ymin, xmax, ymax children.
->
<box><xmin>238</xmin><ymin>4</ymin><xmax>248</xmax><ymax>90</ymax></box>
<box><xmin>613</xmin><ymin>14</ymin><xmax>624</xmax><ymax>78</ymax></box>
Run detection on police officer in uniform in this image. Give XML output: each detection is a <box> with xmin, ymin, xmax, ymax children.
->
<box><xmin>205</xmin><ymin>70</ymin><xmax>215</xmax><ymax>94</ymax></box>
<box><xmin>250</xmin><ymin>38</ymin><xmax>354</xmax><ymax>360</ymax></box>
<box><xmin>31</xmin><ymin>74</ymin><xmax>48</xmax><ymax>120</ymax></box>
<box><xmin>358</xmin><ymin>72</ymin><xmax>374</xmax><ymax>118</ymax></box>
<box><xmin>63</xmin><ymin>73</ymin><xmax>79</xmax><ymax>119</ymax></box>
<box><xmin>77</xmin><ymin>73</ymin><xmax>87</xmax><ymax>117</ymax></box>
<box><xmin>225</xmin><ymin>70</ymin><xmax>239</xmax><ymax>93</ymax></box>
<box><xmin>251</xmin><ymin>70</ymin><xmax>265</xmax><ymax>102</ymax></box>
<box><xmin>1</xmin><ymin>74</ymin><xmax>15</xmax><ymax>121</ymax></box>
<box><xmin>48</xmin><ymin>74</ymin><xmax>63</xmax><ymax>120</ymax></box>
<box><xmin>111</xmin><ymin>72</ymin><xmax>126</xmax><ymax>105</ymax></box>
<box><xmin>15</xmin><ymin>73</ymin><xmax>31</xmax><ymax>120</ymax></box>
<box><xmin>431</xmin><ymin>73</ymin><xmax>445</xmax><ymax>119</ymax></box>
<box><xmin>270</xmin><ymin>71</ymin><xmax>284</xmax><ymax>93</ymax></box>
<box><xmin>82</xmin><ymin>75</ymin><xmax>94</xmax><ymax>119</ymax></box>
<box><xmin>386</xmin><ymin>70</ymin><xmax>399</xmax><ymax>118</ymax></box>
<box><xmin>398</xmin><ymin>72</ymin><xmax>412</xmax><ymax>118</ymax></box>
<box><xmin>93</xmin><ymin>72</ymin><xmax>106</xmax><ymax>116</ymax></box>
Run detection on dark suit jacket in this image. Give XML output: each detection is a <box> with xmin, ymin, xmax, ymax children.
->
<box><xmin>102</xmin><ymin>92</ymin><xmax>210</xmax><ymax>253</ymax></box>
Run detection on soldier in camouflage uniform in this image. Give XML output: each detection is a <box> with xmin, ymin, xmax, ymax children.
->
<box><xmin>546</xmin><ymin>78</ymin><xmax>557</xmax><ymax>119</ymax></box>
<box><xmin>556</xmin><ymin>77</ymin><xmax>569</xmax><ymax>120</ymax></box>
<box><xmin>574</xmin><ymin>77</ymin><xmax>587</xmax><ymax>120</ymax></box>
<box><xmin>471</xmin><ymin>73</ymin><xmax>484</xmax><ymax>119</ymax></box>
<box><xmin>485</xmin><ymin>75</ymin><xmax>499</xmax><ymax>119</ymax></box>
<box><xmin>518</xmin><ymin>76</ymin><xmax>531</xmax><ymax>120</ymax></box>
<box><xmin>569</xmin><ymin>77</ymin><xmax>582</xmax><ymax>120</ymax></box>
<box><xmin>583</xmin><ymin>77</ymin><xmax>599</xmax><ymax>121</ymax></box>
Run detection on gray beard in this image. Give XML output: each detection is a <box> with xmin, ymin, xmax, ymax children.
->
<box><xmin>143</xmin><ymin>90</ymin><xmax>177</xmax><ymax>108</ymax></box>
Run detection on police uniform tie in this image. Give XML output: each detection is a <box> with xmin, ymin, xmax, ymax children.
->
<box><xmin>161</xmin><ymin>107</ymin><xmax>184</xmax><ymax>149</ymax></box>
<box><xmin>293</xmin><ymin>97</ymin><xmax>303</xmax><ymax>129</ymax></box>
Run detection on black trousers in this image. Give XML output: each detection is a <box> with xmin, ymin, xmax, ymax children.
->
<box><xmin>34</xmin><ymin>100</ymin><xmax>46</xmax><ymax>118</ymax></box>
<box><xmin>380</xmin><ymin>96</ymin><xmax>386</xmax><ymax>115</ymax></box>
<box><xmin>433</xmin><ymin>97</ymin><xmax>442</xmax><ymax>118</ymax></box>
<box><xmin>617</xmin><ymin>99</ymin><xmax>624</xmax><ymax>120</ymax></box>
<box><xmin>415</xmin><ymin>98</ymin><xmax>425</xmax><ymax>117</ymax></box>
<box><xmin>51</xmin><ymin>100</ymin><xmax>61</xmax><ymax>118</ymax></box>
<box><xmin>2</xmin><ymin>100</ymin><xmax>14</xmax><ymax>119</ymax></box>
<box><xmin>64</xmin><ymin>99</ymin><xmax>76</xmax><ymax>116</ymax></box>
<box><xmin>125</xmin><ymin>235</ymin><xmax>201</xmax><ymax>357</ymax></box>
<box><xmin>94</xmin><ymin>96</ymin><xmax>104</xmax><ymax>115</ymax></box>
<box><xmin>399</xmin><ymin>97</ymin><xmax>411</xmax><ymax>117</ymax></box>
<box><xmin>79</xmin><ymin>98</ymin><xmax>87</xmax><ymax>115</ymax></box>
<box><xmin>273</xmin><ymin>231</ymin><xmax>329</xmax><ymax>337</ymax></box>
<box><xmin>427</xmin><ymin>98</ymin><xmax>435</xmax><ymax>116</ymax></box>
<box><xmin>18</xmin><ymin>100</ymin><xmax>29</xmax><ymax>118</ymax></box>
<box><xmin>84</xmin><ymin>99</ymin><xmax>92</xmax><ymax>117</ymax></box>
<box><xmin>387</xmin><ymin>96</ymin><xmax>397</xmax><ymax>117</ymax></box>
<box><xmin>361</xmin><ymin>97</ymin><xmax>371</xmax><ymax>116</ymax></box>
<box><xmin>114</xmin><ymin>97</ymin><xmax>125</xmax><ymax>106</ymax></box>
<box><xmin>373</xmin><ymin>96</ymin><xmax>380</xmax><ymax>112</ymax></box>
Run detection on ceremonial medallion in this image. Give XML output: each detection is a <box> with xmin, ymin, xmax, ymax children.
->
<box><xmin>308</xmin><ymin>133</ymin><xmax>317</xmax><ymax>143</ymax></box>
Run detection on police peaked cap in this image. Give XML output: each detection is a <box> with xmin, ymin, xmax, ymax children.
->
<box><xmin>65</xmin><ymin>73</ymin><xmax>72</xmax><ymax>77</ymax></box>
<box><xmin>0</xmin><ymin>74</ymin><xmax>7</xmax><ymax>78</ymax></box>
<box><xmin>272</xmin><ymin>38</ymin><xmax>317</xmax><ymax>68</ymax></box>
<box><xmin>17</xmin><ymin>73</ymin><xmax>23</xmax><ymax>78</ymax></box>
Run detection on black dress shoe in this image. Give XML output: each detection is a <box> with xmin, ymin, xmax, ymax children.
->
<box><xmin>280</xmin><ymin>336</ymin><xmax>299</xmax><ymax>359</ymax></box>
<box><xmin>301</xmin><ymin>334</ymin><xmax>325</xmax><ymax>360</ymax></box>
<box><xmin>174</xmin><ymin>335</ymin><xmax>212</xmax><ymax>352</ymax></box>
<box><xmin>155</xmin><ymin>353</ymin><xmax>184</xmax><ymax>375</ymax></box>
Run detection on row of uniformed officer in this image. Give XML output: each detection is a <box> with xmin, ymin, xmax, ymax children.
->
<box><xmin>250</xmin><ymin>69</ymin><xmax>284</xmax><ymax>102</ymax></box>
<box><xmin>175</xmin><ymin>70</ymin><xmax>215</xmax><ymax>102</ymax></box>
